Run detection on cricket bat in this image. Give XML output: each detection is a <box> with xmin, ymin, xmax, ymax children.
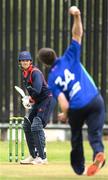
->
<box><xmin>14</xmin><ymin>86</ymin><xmax>26</xmax><ymax>98</ymax></box>
<box><xmin>14</xmin><ymin>86</ymin><xmax>32</xmax><ymax>109</ymax></box>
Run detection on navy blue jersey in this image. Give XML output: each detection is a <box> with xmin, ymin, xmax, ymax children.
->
<box><xmin>48</xmin><ymin>40</ymin><xmax>98</xmax><ymax>109</ymax></box>
<box><xmin>22</xmin><ymin>65</ymin><xmax>51</xmax><ymax>103</ymax></box>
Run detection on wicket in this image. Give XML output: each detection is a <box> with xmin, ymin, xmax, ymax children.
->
<box><xmin>9</xmin><ymin>117</ymin><xmax>25</xmax><ymax>162</ymax></box>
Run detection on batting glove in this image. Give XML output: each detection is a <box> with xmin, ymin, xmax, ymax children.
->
<box><xmin>22</xmin><ymin>96</ymin><xmax>32</xmax><ymax>109</ymax></box>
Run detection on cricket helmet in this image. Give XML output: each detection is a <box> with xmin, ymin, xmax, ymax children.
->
<box><xmin>18</xmin><ymin>51</ymin><xmax>32</xmax><ymax>61</ymax></box>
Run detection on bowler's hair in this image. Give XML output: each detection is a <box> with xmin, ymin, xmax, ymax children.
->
<box><xmin>38</xmin><ymin>48</ymin><xmax>56</xmax><ymax>66</ymax></box>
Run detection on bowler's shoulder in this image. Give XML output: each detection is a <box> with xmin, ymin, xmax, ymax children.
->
<box><xmin>48</xmin><ymin>69</ymin><xmax>56</xmax><ymax>84</ymax></box>
<box><xmin>71</xmin><ymin>39</ymin><xmax>81</xmax><ymax>47</ymax></box>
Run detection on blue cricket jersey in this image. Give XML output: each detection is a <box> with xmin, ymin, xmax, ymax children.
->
<box><xmin>48</xmin><ymin>40</ymin><xmax>99</xmax><ymax>109</ymax></box>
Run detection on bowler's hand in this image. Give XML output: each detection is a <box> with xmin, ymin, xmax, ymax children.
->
<box><xmin>68</xmin><ymin>6</ymin><xmax>80</xmax><ymax>16</ymax></box>
<box><xmin>58</xmin><ymin>112</ymin><xmax>68</xmax><ymax>123</ymax></box>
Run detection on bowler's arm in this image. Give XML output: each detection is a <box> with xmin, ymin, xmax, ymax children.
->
<box><xmin>69</xmin><ymin>6</ymin><xmax>83</xmax><ymax>44</ymax></box>
<box><xmin>57</xmin><ymin>92</ymin><xmax>69</xmax><ymax>122</ymax></box>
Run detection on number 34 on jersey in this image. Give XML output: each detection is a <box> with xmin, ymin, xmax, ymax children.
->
<box><xmin>55</xmin><ymin>69</ymin><xmax>81</xmax><ymax>98</ymax></box>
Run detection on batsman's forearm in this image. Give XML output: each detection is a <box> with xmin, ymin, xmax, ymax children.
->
<box><xmin>27</xmin><ymin>86</ymin><xmax>40</xmax><ymax>99</ymax></box>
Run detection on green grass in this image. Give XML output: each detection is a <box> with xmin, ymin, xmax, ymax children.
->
<box><xmin>0</xmin><ymin>140</ymin><xmax>108</xmax><ymax>180</ymax></box>
<box><xmin>0</xmin><ymin>141</ymin><xmax>70</xmax><ymax>163</ymax></box>
<box><xmin>0</xmin><ymin>140</ymin><xmax>108</xmax><ymax>163</ymax></box>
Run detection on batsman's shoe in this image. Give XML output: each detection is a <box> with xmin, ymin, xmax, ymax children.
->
<box><xmin>31</xmin><ymin>157</ymin><xmax>48</xmax><ymax>165</ymax></box>
<box><xmin>20</xmin><ymin>156</ymin><xmax>34</xmax><ymax>164</ymax></box>
<box><xmin>83</xmin><ymin>167</ymin><xmax>87</xmax><ymax>175</ymax></box>
<box><xmin>87</xmin><ymin>152</ymin><xmax>105</xmax><ymax>176</ymax></box>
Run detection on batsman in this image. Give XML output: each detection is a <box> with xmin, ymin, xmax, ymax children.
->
<box><xmin>17</xmin><ymin>51</ymin><xmax>56</xmax><ymax>164</ymax></box>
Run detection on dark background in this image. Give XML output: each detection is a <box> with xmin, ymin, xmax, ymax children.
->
<box><xmin>0</xmin><ymin>0</ymin><xmax>108</xmax><ymax>124</ymax></box>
